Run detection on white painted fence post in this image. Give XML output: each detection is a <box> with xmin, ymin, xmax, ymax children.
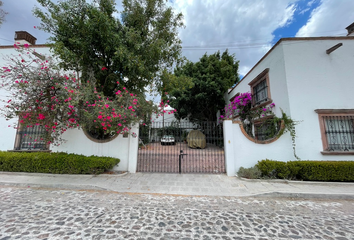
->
<box><xmin>128</xmin><ymin>123</ymin><xmax>139</xmax><ymax>173</ymax></box>
<box><xmin>223</xmin><ymin>120</ymin><xmax>236</xmax><ymax>176</ymax></box>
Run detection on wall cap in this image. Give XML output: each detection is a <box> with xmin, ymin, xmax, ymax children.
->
<box><xmin>233</xmin><ymin>120</ymin><xmax>285</xmax><ymax>144</ymax></box>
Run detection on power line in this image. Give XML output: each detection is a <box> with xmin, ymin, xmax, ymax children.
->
<box><xmin>181</xmin><ymin>31</ymin><xmax>347</xmax><ymax>50</ymax></box>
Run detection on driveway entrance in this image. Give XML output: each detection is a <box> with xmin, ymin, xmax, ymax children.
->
<box><xmin>137</xmin><ymin>121</ymin><xmax>225</xmax><ymax>173</ymax></box>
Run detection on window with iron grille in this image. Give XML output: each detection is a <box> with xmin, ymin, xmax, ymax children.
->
<box><xmin>315</xmin><ymin>109</ymin><xmax>354</xmax><ymax>153</ymax></box>
<box><xmin>323</xmin><ymin>116</ymin><xmax>354</xmax><ymax>151</ymax></box>
<box><xmin>252</xmin><ymin>79</ymin><xmax>268</xmax><ymax>105</ymax></box>
<box><xmin>14</xmin><ymin>124</ymin><xmax>48</xmax><ymax>150</ymax></box>
<box><xmin>248</xmin><ymin>68</ymin><xmax>271</xmax><ymax>106</ymax></box>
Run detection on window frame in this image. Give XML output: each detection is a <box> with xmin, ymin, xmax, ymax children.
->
<box><xmin>248</xmin><ymin>68</ymin><xmax>272</xmax><ymax>107</ymax></box>
<box><xmin>13</xmin><ymin>121</ymin><xmax>50</xmax><ymax>151</ymax></box>
<box><xmin>315</xmin><ymin>109</ymin><xmax>354</xmax><ymax>155</ymax></box>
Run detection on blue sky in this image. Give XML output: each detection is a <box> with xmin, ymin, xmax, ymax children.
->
<box><xmin>271</xmin><ymin>0</ymin><xmax>322</xmax><ymax>44</ymax></box>
<box><xmin>0</xmin><ymin>0</ymin><xmax>353</xmax><ymax>77</ymax></box>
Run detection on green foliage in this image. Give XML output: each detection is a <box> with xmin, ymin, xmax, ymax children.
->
<box><xmin>33</xmin><ymin>0</ymin><xmax>184</xmax><ymax>96</ymax></box>
<box><xmin>256</xmin><ymin>159</ymin><xmax>354</xmax><ymax>181</ymax></box>
<box><xmin>0</xmin><ymin>0</ymin><xmax>7</xmax><ymax>26</ymax></box>
<box><xmin>0</xmin><ymin>47</ymin><xmax>156</xmax><ymax>145</ymax></box>
<box><xmin>0</xmin><ymin>151</ymin><xmax>119</xmax><ymax>174</ymax></box>
<box><xmin>237</xmin><ymin>166</ymin><xmax>262</xmax><ymax>179</ymax></box>
<box><xmin>294</xmin><ymin>161</ymin><xmax>354</xmax><ymax>181</ymax></box>
<box><xmin>256</xmin><ymin>159</ymin><xmax>289</xmax><ymax>179</ymax></box>
<box><xmin>168</xmin><ymin>50</ymin><xmax>239</xmax><ymax>122</ymax></box>
<box><xmin>158</xmin><ymin>68</ymin><xmax>194</xmax><ymax>102</ymax></box>
<box><xmin>273</xmin><ymin>109</ymin><xmax>300</xmax><ymax>159</ymax></box>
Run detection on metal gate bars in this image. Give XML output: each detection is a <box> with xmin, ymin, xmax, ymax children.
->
<box><xmin>137</xmin><ymin>121</ymin><xmax>225</xmax><ymax>173</ymax></box>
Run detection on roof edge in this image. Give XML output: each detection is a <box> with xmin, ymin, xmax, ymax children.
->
<box><xmin>0</xmin><ymin>44</ymin><xmax>51</xmax><ymax>49</ymax></box>
<box><xmin>228</xmin><ymin>36</ymin><xmax>354</xmax><ymax>94</ymax></box>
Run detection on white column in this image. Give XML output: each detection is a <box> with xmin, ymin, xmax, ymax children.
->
<box><xmin>223</xmin><ymin>120</ymin><xmax>236</xmax><ymax>176</ymax></box>
<box><xmin>128</xmin><ymin>123</ymin><xmax>139</xmax><ymax>173</ymax></box>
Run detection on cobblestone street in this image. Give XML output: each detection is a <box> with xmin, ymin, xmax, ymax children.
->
<box><xmin>0</xmin><ymin>185</ymin><xmax>353</xmax><ymax>240</ymax></box>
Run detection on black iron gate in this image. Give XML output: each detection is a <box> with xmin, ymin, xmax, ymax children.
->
<box><xmin>137</xmin><ymin>121</ymin><xmax>225</xmax><ymax>173</ymax></box>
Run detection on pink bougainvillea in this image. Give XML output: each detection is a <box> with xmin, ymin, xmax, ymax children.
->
<box><xmin>1</xmin><ymin>46</ymin><xmax>162</xmax><ymax>145</ymax></box>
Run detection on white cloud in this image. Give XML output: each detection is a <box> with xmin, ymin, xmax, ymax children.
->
<box><xmin>173</xmin><ymin>0</ymin><xmax>299</xmax><ymax>76</ymax></box>
<box><xmin>296</xmin><ymin>0</ymin><xmax>354</xmax><ymax>37</ymax></box>
<box><xmin>279</xmin><ymin>4</ymin><xmax>297</xmax><ymax>28</ymax></box>
<box><xmin>307</xmin><ymin>0</ymin><xmax>318</xmax><ymax>7</ymax></box>
<box><xmin>0</xmin><ymin>0</ymin><xmax>306</xmax><ymax>78</ymax></box>
<box><xmin>299</xmin><ymin>7</ymin><xmax>310</xmax><ymax>15</ymax></box>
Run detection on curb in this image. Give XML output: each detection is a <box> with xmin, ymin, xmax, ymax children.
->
<box><xmin>238</xmin><ymin>177</ymin><xmax>354</xmax><ymax>186</ymax></box>
<box><xmin>0</xmin><ymin>182</ymin><xmax>109</xmax><ymax>192</ymax></box>
<box><xmin>0</xmin><ymin>171</ymin><xmax>129</xmax><ymax>178</ymax></box>
<box><xmin>252</xmin><ymin>191</ymin><xmax>354</xmax><ymax>200</ymax></box>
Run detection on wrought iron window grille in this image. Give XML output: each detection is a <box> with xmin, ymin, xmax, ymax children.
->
<box><xmin>15</xmin><ymin>125</ymin><xmax>48</xmax><ymax>150</ymax></box>
<box><xmin>254</xmin><ymin>119</ymin><xmax>280</xmax><ymax>141</ymax></box>
<box><xmin>323</xmin><ymin>115</ymin><xmax>354</xmax><ymax>151</ymax></box>
<box><xmin>252</xmin><ymin>79</ymin><xmax>269</xmax><ymax>106</ymax></box>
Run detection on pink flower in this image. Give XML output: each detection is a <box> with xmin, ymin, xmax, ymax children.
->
<box><xmin>105</xmin><ymin>104</ymin><xmax>109</xmax><ymax>108</ymax></box>
<box><xmin>101</xmin><ymin>67</ymin><xmax>107</xmax><ymax>71</ymax></box>
<box><xmin>98</xmin><ymin>115</ymin><xmax>103</xmax><ymax>119</ymax></box>
<box><xmin>24</xmin><ymin>44</ymin><xmax>29</xmax><ymax>48</ymax></box>
<box><xmin>38</xmin><ymin>114</ymin><xmax>45</xmax><ymax>120</ymax></box>
<box><xmin>128</xmin><ymin>106</ymin><xmax>133</xmax><ymax>109</ymax></box>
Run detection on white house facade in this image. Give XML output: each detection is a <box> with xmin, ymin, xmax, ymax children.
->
<box><xmin>0</xmin><ymin>31</ymin><xmax>138</xmax><ymax>172</ymax></box>
<box><xmin>224</xmin><ymin>31</ymin><xmax>354</xmax><ymax>176</ymax></box>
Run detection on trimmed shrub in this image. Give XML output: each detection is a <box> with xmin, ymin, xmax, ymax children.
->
<box><xmin>256</xmin><ymin>159</ymin><xmax>289</xmax><ymax>179</ymax></box>
<box><xmin>256</xmin><ymin>159</ymin><xmax>354</xmax><ymax>182</ymax></box>
<box><xmin>0</xmin><ymin>151</ymin><xmax>120</xmax><ymax>174</ymax></box>
<box><xmin>237</xmin><ymin>166</ymin><xmax>262</xmax><ymax>179</ymax></box>
<box><xmin>295</xmin><ymin>161</ymin><xmax>354</xmax><ymax>181</ymax></box>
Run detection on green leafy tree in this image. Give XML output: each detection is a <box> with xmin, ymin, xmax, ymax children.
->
<box><xmin>168</xmin><ymin>50</ymin><xmax>239</xmax><ymax>122</ymax></box>
<box><xmin>0</xmin><ymin>0</ymin><xmax>8</xmax><ymax>27</ymax></box>
<box><xmin>33</xmin><ymin>0</ymin><xmax>184</xmax><ymax>96</ymax></box>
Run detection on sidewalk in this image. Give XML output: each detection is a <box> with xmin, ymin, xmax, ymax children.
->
<box><xmin>0</xmin><ymin>171</ymin><xmax>354</xmax><ymax>199</ymax></box>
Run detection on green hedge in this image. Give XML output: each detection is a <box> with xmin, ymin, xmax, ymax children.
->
<box><xmin>256</xmin><ymin>159</ymin><xmax>354</xmax><ymax>182</ymax></box>
<box><xmin>0</xmin><ymin>151</ymin><xmax>120</xmax><ymax>174</ymax></box>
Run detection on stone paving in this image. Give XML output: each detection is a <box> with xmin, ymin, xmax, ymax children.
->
<box><xmin>0</xmin><ymin>185</ymin><xmax>353</xmax><ymax>240</ymax></box>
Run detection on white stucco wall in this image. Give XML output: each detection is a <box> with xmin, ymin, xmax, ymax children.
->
<box><xmin>0</xmin><ymin>45</ymin><xmax>52</xmax><ymax>151</ymax></box>
<box><xmin>223</xmin><ymin>120</ymin><xmax>294</xmax><ymax>176</ymax></box>
<box><xmin>227</xmin><ymin>43</ymin><xmax>291</xmax><ymax>118</ymax></box>
<box><xmin>151</xmin><ymin>105</ymin><xmax>193</xmax><ymax>127</ymax></box>
<box><xmin>283</xmin><ymin>38</ymin><xmax>354</xmax><ymax>160</ymax></box>
<box><xmin>51</xmin><ymin>126</ymin><xmax>139</xmax><ymax>172</ymax></box>
<box><xmin>224</xmin><ymin>37</ymin><xmax>354</xmax><ymax>174</ymax></box>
